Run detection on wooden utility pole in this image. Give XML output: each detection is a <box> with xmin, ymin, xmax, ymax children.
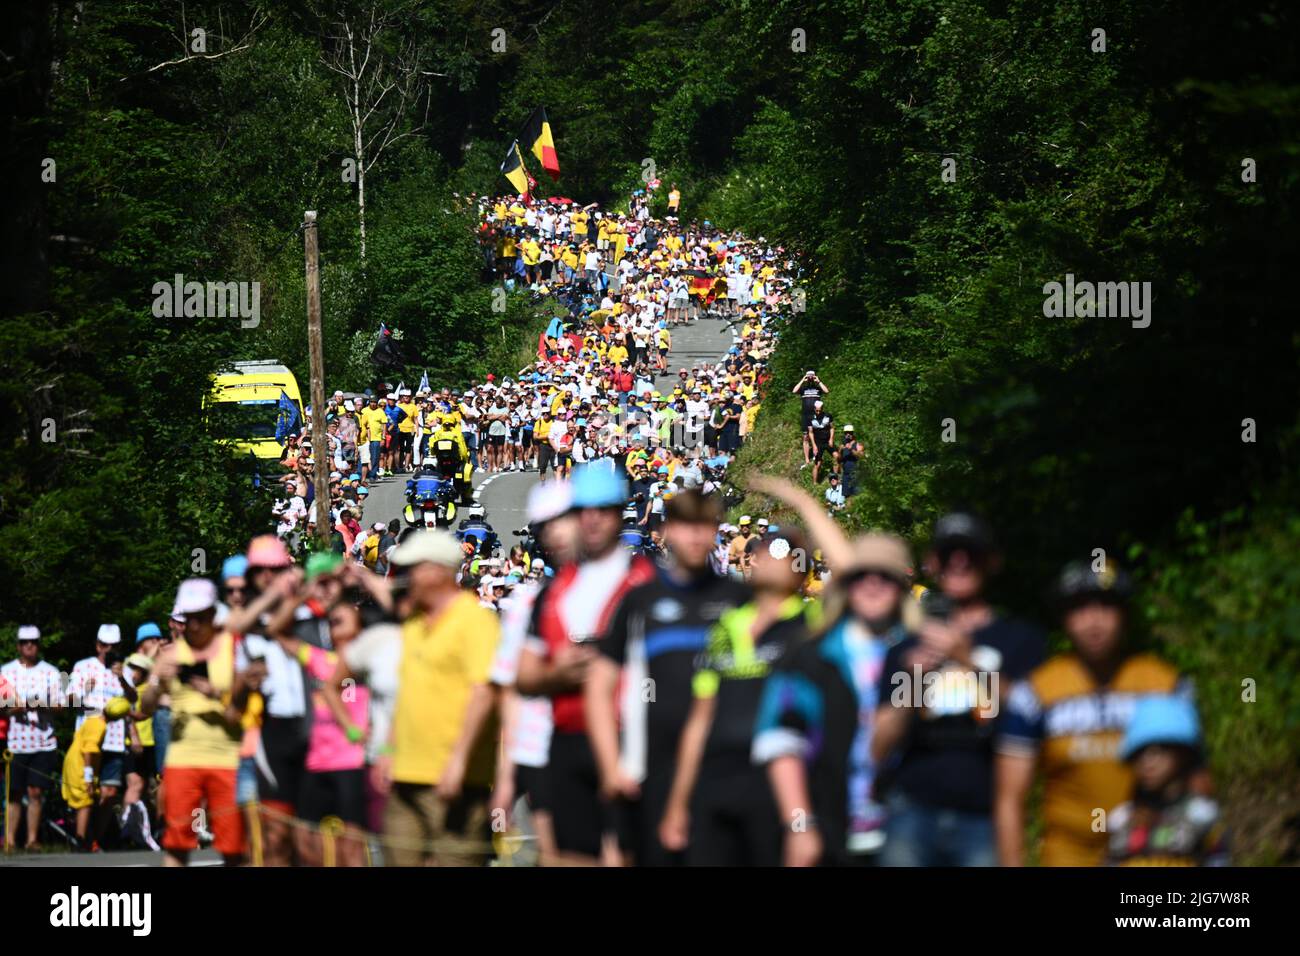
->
<box><xmin>304</xmin><ymin>210</ymin><xmax>331</xmax><ymax>548</ymax></box>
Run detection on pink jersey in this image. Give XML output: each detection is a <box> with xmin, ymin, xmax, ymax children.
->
<box><xmin>303</xmin><ymin>645</ymin><xmax>369</xmax><ymax>773</ymax></box>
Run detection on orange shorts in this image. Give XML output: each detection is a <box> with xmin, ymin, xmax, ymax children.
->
<box><xmin>162</xmin><ymin>765</ymin><xmax>244</xmax><ymax>856</ymax></box>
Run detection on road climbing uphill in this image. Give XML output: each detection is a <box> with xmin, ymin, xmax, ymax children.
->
<box><xmin>4</xmin><ymin>186</ymin><xmax>1221</xmax><ymax>875</ymax></box>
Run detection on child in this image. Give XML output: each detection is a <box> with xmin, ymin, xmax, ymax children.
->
<box><xmin>1106</xmin><ymin>695</ymin><xmax>1228</xmax><ymax>866</ymax></box>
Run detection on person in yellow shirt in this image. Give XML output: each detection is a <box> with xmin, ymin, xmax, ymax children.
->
<box><xmin>571</xmin><ymin>209</ymin><xmax>589</xmax><ymax>239</ymax></box>
<box><xmin>427</xmin><ymin>415</ymin><xmax>471</xmax><ymax>500</ymax></box>
<box><xmin>655</xmin><ymin>326</ymin><xmax>671</xmax><ymax>372</ymax></box>
<box><xmin>607</xmin><ymin>340</ymin><xmax>629</xmax><ymax>366</ymax></box>
<box><xmin>381</xmin><ymin>530</ymin><xmax>501</xmax><ymax>866</ymax></box>
<box><xmin>613</xmin><ymin>226</ymin><xmax>629</xmax><ymax>264</ymax></box>
<box><xmin>360</xmin><ymin>395</ymin><xmax>389</xmax><ymax>482</ymax></box>
<box><xmin>521</xmin><ymin>237</ymin><xmax>541</xmax><ymax>283</ymax></box>
<box><xmin>397</xmin><ymin>390</ymin><xmax>418</xmax><ymax>472</ymax></box>
<box><xmin>498</xmin><ymin>232</ymin><xmax>519</xmax><ymax>279</ymax></box>
<box><xmin>561</xmin><ymin>244</ymin><xmax>580</xmax><ymax>271</ymax></box>
<box><xmin>62</xmin><ymin>714</ymin><xmax>107</xmax><ymax>816</ymax></box>
<box><xmin>596</xmin><ymin>217</ymin><xmax>612</xmax><ymax>250</ymax></box>
<box><xmin>141</xmin><ymin>577</ymin><xmax>256</xmax><ymax>867</ymax></box>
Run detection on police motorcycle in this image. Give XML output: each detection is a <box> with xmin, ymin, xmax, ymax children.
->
<box><xmin>456</xmin><ymin>510</ymin><xmax>500</xmax><ymax>559</ymax></box>
<box><xmin>403</xmin><ymin>464</ymin><xmax>458</xmax><ymax>529</ymax></box>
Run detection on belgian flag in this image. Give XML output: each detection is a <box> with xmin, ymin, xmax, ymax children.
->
<box><xmin>500</xmin><ymin>140</ymin><xmax>533</xmax><ymax>197</ymax></box>
<box><xmin>521</xmin><ymin>106</ymin><xmax>560</xmax><ymax>179</ymax></box>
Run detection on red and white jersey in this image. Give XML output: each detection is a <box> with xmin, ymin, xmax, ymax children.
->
<box><xmin>69</xmin><ymin>656</ymin><xmax>126</xmax><ymax>752</ymax></box>
<box><xmin>0</xmin><ymin>659</ymin><xmax>63</xmax><ymax>753</ymax></box>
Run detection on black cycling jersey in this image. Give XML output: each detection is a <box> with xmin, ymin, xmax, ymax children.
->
<box><xmin>600</xmin><ymin>567</ymin><xmax>750</xmax><ymax>782</ymax></box>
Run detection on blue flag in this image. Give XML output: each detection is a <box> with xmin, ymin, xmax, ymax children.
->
<box><xmin>275</xmin><ymin>390</ymin><xmax>300</xmax><ymax>444</ymax></box>
<box><xmin>418</xmin><ymin>370</ymin><xmax>430</xmax><ymax>394</ymax></box>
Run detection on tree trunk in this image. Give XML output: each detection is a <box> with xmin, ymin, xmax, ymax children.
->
<box><xmin>353</xmin><ymin>72</ymin><xmax>367</xmax><ymax>262</ymax></box>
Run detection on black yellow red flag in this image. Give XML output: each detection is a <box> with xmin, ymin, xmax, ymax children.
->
<box><xmin>500</xmin><ymin>140</ymin><xmax>532</xmax><ymax>197</ymax></box>
<box><xmin>521</xmin><ymin>106</ymin><xmax>560</xmax><ymax>179</ymax></box>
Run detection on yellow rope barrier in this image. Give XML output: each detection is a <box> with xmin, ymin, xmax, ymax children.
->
<box><xmin>320</xmin><ymin>815</ymin><xmax>344</xmax><ymax>867</ymax></box>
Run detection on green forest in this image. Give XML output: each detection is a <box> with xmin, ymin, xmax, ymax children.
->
<box><xmin>2</xmin><ymin>0</ymin><xmax>1298</xmax><ymax>861</ymax></box>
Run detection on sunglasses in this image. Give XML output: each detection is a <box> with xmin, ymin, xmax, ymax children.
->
<box><xmin>847</xmin><ymin>569</ymin><xmax>905</xmax><ymax>588</ymax></box>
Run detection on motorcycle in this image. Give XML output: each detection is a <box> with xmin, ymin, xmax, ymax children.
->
<box><xmin>403</xmin><ymin>474</ymin><xmax>458</xmax><ymax>528</ymax></box>
<box><xmin>457</xmin><ymin>513</ymin><xmax>499</xmax><ymax>558</ymax></box>
<box><xmin>619</xmin><ymin>521</ymin><xmax>660</xmax><ymax>557</ymax></box>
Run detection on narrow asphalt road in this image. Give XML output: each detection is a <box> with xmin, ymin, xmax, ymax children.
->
<box><xmin>362</xmin><ymin>312</ymin><xmax>736</xmax><ymax>548</ymax></box>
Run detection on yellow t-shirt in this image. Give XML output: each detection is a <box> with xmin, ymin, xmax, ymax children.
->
<box><xmin>521</xmin><ymin>239</ymin><xmax>541</xmax><ymax>266</ymax></box>
<box><xmin>571</xmin><ymin>211</ymin><xmax>589</xmax><ymax>236</ymax></box>
<box><xmin>608</xmin><ymin>344</ymin><xmax>629</xmax><ymax>366</ymax></box>
<box><xmin>501</xmin><ymin>235</ymin><xmax>518</xmax><ymax>258</ymax></box>
<box><xmin>134</xmin><ymin>712</ymin><xmax>155</xmax><ymax>747</ymax></box>
<box><xmin>397</xmin><ymin>402</ymin><xmax>418</xmax><ymax>434</ymax></box>
<box><xmin>392</xmin><ymin>594</ymin><xmax>501</xmax><ymax>787</ymax></box>
<box><xmin>361</xmin><ymin>406</ymin><xmax>389</xmax><ymax>443</ymax></box>
<box><xmin>163</xmin><ymin>632</ymin><xmax>241</xmax><ymax>770</ymax></box>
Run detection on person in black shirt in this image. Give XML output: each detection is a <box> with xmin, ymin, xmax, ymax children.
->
<box><xmin>870</xmin><ymin>512</ymin><xmax>1045</xmax><ymax>866</ymax></box>
<box><xmin>792</xmin><ymin>370</ymin><xmax>828</xmax><ymax>467</ymax></box>
<box><xmin>660</xmin><ymin>526</ymin><xmax>814</xmax><ymax>866</ymax></box>
<box><xmin>718</xmin><ymin>393</ymin><xmax>743</xmax><ymax>453</ymax></box>
<box><xmin>807</xmin><ymin>402</ymin><xmax>834</xmax><ymax>483</ymax></box>
<box><xmin>836</xmin><ymin>425</ymin><xmax>864</xmax><ymax>497</ymax></box>
<box><xmin>586</xmin><ymin>491</ymin><xmax>749</xmax><ymax>866</ymax></box>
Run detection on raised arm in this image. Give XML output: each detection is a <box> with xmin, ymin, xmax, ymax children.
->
<box><xmin>746</xmin><ymin>474</ymin><xmax>854</xmax><ymax>573</ymax></box>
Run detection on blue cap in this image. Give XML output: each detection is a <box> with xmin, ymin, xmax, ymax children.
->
<box><xmin>222</xmin><ymin>554</ymin><xmax>249</xmax><ymax>581</ymax></box>
<box><xmin>1120</xmin><ymin>695</ymin><xmax>1200</xmax><ymax>760</ymax></box>
<box><xmin>571</xmin><ymin>461</ymin><xmax>628</xmax><ymax>509</ymax></box>
<box><xmin>135</xmin><ymin>622</ymin><xmax>162</xmax><ymax>644</ymax></box>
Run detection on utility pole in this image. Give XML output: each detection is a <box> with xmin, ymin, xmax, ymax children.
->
<box><xmin>304</xmin><ymin>210</ymin><xmax>331</xmax><ymax>549</ymax></box>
